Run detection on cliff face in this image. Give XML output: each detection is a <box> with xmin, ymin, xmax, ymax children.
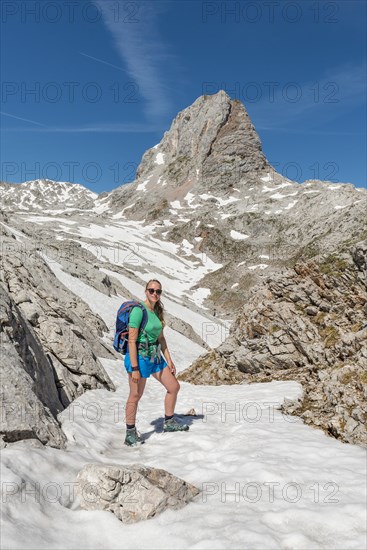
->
<box><xmin>136</xmin><ymin>91</ymin><xmax>269</xmax><ymax>190</ymax></box>
<box><xmin>0</xmin><ymin>218</ymin><xmax>116</xmax><ymax>448</ymax></box>
<box><xmin>1</xmin><ymin>286</ymin><xmax>67</xmax><ymax>448</ymax></box>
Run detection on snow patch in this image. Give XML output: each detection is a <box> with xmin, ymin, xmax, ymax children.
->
<box><xmin>154</xmin><ymin>152</ymin><xmax>165</xmax><ymax>165</ymax></box>
<box><xmin>188</xmin><ymin>287</ymin><xmax>211</xmax><ymax>308</ymax></box>
<box><xmin>262</xmin><ymin>182</ymin><xmax>292</xmax><ymax>193</ymax></box>
<box><xmin>136</xmin><ymin>175</ymin><xmax>153</xmax><ymax>192</ymax></box>
<box><xmin>199</xmin><ymin>193</ymin><xmax>239</xmax><ymax>206</ymax></box>
<box><xmin>270</xmin><ymin>192</ymin><xmax>298</xmax><ymax>200</ymax></box>
<box><xmin>248</xmin><ymin>264</ymin><xmax>269</xmax><ymax>270</ymax></box>
<box><xmin>230</xmin><ymin>230</ymin><xmax>249</xmax><ymax>240</ymax></box>
<box><xmin>284</xmin><ymin>200</ymin><xmax>298</xmax><ymax>210</ymax></box>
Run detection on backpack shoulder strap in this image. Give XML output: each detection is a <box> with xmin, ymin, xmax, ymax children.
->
<box><xmin>134</xmin><ymin>302</ymin><xmax>149</xmax><ymax>354</ymax></box>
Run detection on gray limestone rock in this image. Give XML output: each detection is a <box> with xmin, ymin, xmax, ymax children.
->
<box><xmin>75</xmin><ymin>463</ymin><xmax>200</xmax><ymax>523</ymax></box>
<box><xmin>1</xmin><ymin>230</ymin><xmax>116</xmax><ymax>408</ymax></box>
<box><xmin>0</xmin><ymin>179</ymin><xmax>96</xmax><ymax>212</ymax></box>
<box><xmin>179</xmin><ymin>243</ymin><xmax>367</xmax><ymax>446</ymax></box>
<box><xmin>0</xmin><ymin>285</ymin><xmax>66</xmax><ymax>447</ymax></box>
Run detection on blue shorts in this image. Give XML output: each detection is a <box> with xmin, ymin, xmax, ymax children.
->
<box><xmin>124</xmin><ymin>352</ymin><xmax>167</xmax><ymax>379</ymax></box>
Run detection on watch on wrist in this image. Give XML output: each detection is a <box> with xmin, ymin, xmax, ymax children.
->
<box><xmin>131</xmin><ymin>366</ymin><xmax>139</xmax><ymax>372</ymax></box>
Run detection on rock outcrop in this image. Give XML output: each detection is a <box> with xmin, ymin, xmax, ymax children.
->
<box><xmin>1</xmin><ymin>224</ymin><xmax>116</xmax><ymax>407</ymax></box>
<box><xmin>179</xmin><ymin>241</ymin><xmax>367</xmax><ymax>446</ymax></box>
<box><xmin>0</xmin><ymin>218</ymin><xmax>117</xmax><ymax>447</ymax></box>
<box><xmin>0</xmin><ymin>286</ymin><xmax>67</xmax><ymax>448</ymax></box>
<box><xmin>76</xmin><ymin>463</ymin><xmax>200</xmax><ymax>523</ymax></box>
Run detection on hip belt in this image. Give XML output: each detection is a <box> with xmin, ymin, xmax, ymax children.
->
<box><xmin>137</xmin><ymin>340</ymin><xmax>162</xmax><ymax>362</ymax></box>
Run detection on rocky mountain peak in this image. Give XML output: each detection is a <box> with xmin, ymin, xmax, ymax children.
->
<box><xmin>1</xmin><ymin>90</ymin><xmax>366</xmax><ymax>452</ymax></box>
<box><xmin>135</xmin><ymin>90</ymin><xmax>270</xmax><ymax>193</ymax></box>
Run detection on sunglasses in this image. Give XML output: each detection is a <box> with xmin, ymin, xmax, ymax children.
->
<box><xmin>147</xmin><ymin>288</ymin><xmax>162</xmax><ymax>295</ymax></box>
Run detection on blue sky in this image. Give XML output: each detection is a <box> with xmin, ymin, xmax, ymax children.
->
<box><xmin>1</xmin><ymin>0</ymin><xmax>366</xmax><ymax>192</ymax></box>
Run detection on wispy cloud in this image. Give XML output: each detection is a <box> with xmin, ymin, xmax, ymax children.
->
<box><xmin>0</xmin><ymin>111</ymin><xmax>47</xmax><ymax>127</ymax></box>
<box><xmin>2</xmin><ymin>122</ymin><xmax>160</xmax><ymax>133</ymax></box>
<box><xmin>257</xmin><ymin>127</ymin><xmax>361</xmax><ymax>136</ymax></box>
<box><xmin>250</xmin><ymin>64</ymin><xmax>367</xmax><ymax>130</ymax></box>
<box><xmin>78</xmin><ymin>52</ymin><xmax>126</xmax><ymax>72</ymax></box>
<box><xmin>92</xmin><ymin>0</ymin><xmax>174</xmax><ymax>121</ymax></box>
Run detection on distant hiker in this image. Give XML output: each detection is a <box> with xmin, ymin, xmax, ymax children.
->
<box><xmin>124</xmin><ymin>279</ymin><xmax>189</xmax><ymax>446</ymax></box>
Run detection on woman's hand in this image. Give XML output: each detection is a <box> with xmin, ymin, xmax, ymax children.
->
<box><xmin>131</xmin><ymin>371</ymin><xmax>141</xmax><ymax>384</ymax></box>
<box><xmin>168</xmin><ymin>361</ymin><xmax>176</xmax><ymax>376</ymax></box>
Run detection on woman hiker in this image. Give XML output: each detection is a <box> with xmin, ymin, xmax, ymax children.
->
<box><xmin>124</xmin><ymin>279</ymin><xmax>189</xmax><ymax>446</ymax></box>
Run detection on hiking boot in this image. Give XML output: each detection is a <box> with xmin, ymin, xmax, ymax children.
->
<box><xmin>163</xmin><ymin>417</ymin><xmax>189</xmax><ymax>432</ymax></box>
<box><xmin>124</xmin><ymin>427</ymin><xmax>144</xmax><ymax>446</ymax></box>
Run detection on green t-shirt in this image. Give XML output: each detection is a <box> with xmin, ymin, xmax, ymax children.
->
<box><xmin>129</xmin><ymin>302</ymin><xmax>163</xmax><ymax>355</ymax></box>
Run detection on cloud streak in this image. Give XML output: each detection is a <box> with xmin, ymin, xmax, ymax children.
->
<box><xmin>78</xmin><ymin>52</ymin><xmax>126</xmax><ymax>72</ymax></box>
<box><xmin>249</xmin><ymin>63</ymin><xmax>367</xmax><ymax>130</ymax></box>
<box><xmin>0</xmin><ymin>111</ymin><xmax>46</xmax><ymax>127</ymax></box>
<box><xmin>93</xmin><ymin>0</ymin><xmax>174</xmax><ymax>121</ymax></box>
<box><xmin>2</xmin><ymin>122</ymin><xmax>161</xmax><ymax>133</ymax></box>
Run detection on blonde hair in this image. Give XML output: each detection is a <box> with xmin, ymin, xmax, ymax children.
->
<box><xmin>145</xmin><ymin>279</ymin><xmax>165</xmax><ymax>327</ymax></box>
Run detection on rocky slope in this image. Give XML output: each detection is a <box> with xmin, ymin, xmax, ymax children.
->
<box><xmin>1</xmin><ymin>286</ymin><xmax>67</xmax><ymax>448</ymax></box>
<box><xmin>178</xmin><ymin>241</ymin><xmax>367</xmax><ymax>446</ymax></box>
<box><xmin>0</xmin><ymin>215</ymin><xmax>117</xmax><ymax>447</ymax></box>
<box><xmin>1</xmin><ymin>90</ymin><xmax>366</xmax><ymax>448</ymax></box>
<box><xmin>95</xmin><ymin>92</ymin><xmax>366</xmax><ymax>317</ymax></box>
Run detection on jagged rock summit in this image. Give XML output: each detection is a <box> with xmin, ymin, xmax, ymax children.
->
<box><xmin>136</xmin><ymin>90</ymin><xmax>270</xmax><ymax>187</ymax></box>
<box><xmin>96</xmin><ymin>90</ymin><xmax>272</xmax><ymax>218</ymax></box>
<box><xmin>0</xmin><ymin>179</ymin><xmax>97</xmax><ymax>212</ymax></box>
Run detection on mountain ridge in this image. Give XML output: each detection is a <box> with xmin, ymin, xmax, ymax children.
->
<box><xmin>1</xmin><ymin>90</ymin><xmax>366</xmax><ymax>448</ymax></box>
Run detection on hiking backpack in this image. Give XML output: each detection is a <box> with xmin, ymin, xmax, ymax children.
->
<box><xmin>113</xmin><ymin>301</ymin><xmax>148</xmax><ymax>354</ymax></box>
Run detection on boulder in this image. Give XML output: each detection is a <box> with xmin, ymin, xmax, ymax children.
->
<box><xmin>76</xmin><ymin>463</ymin><xmax>200</xmax><ymax>523</ymax></box>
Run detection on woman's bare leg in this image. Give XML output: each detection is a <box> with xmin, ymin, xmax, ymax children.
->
<box><xmin>125</xmin><ymin>375</ymin><xmax>147</xmax><ymax>425</ymax></box>
<box><xmin>152</xmin><ymin>367</ymin><xmax>180</xmax><ymax>416</ymax></box>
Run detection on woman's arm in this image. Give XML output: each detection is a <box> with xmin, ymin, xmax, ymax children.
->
<box><xmin>128</xmin><ymin>326</ymin><xmax>140</xmax><ymax>383</ymax></box>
